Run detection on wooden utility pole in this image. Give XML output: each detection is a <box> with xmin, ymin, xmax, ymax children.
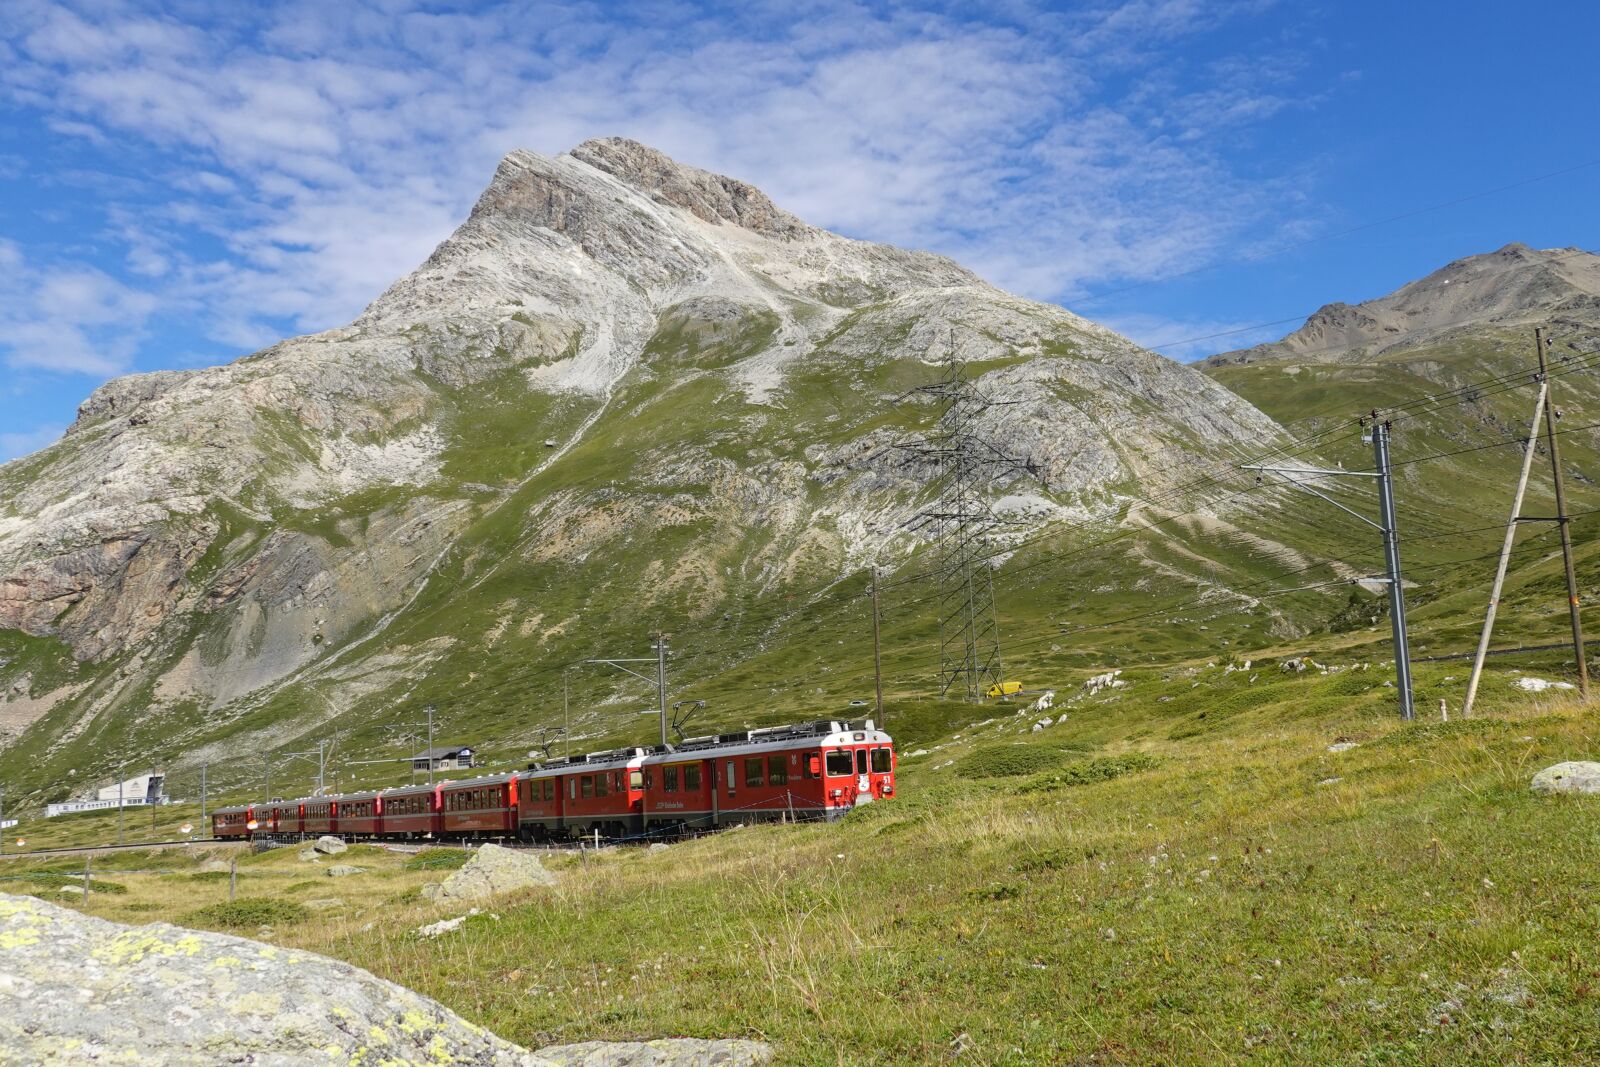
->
<box><xmin>870</xmin><ymin>567</ymin><xmax>884</xmax><ymax>724</ymax></box>
<box><xmin>1463</xmin><ymin>373</ymin><xmax>1549</xmax><ymax>716</ymax></box>
<box><xmin>1538</xmin><ymin>327</ymin><xmax>1590</xmax><ymax>697</ymax></box>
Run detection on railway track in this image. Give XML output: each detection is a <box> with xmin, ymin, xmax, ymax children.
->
<box><xmin>0</xmin><ymin>838</ymin><xmax>223</xmax><ymax>860</ymax></box>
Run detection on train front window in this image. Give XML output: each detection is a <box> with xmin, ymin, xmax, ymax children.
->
<box><xmin>825</xmin><ymin>750</ymin><xmax>854</xmax><ymax>777</ymax></box>
<box><xmin>855</xmin><ymin>749</ymin><xmax>869</xmax><ymax>775</ymax></box>
<box><xmin>872</xmin><ymin>748</ymin><xmax>892</xmax><ymax>773</ymax></box>
<box><xmin>630</xmin><ymin>770</ymin><xmax>644</xmax><ymax>790</ymax></box>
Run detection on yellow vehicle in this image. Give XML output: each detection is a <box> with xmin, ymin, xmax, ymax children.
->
<box><xmin>986</xmin><ymin>680</ymin><xmax>1023</xmax><ymax>699</ymax></box>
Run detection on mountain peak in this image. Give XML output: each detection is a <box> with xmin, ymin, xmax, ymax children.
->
<box><xmin>1210</xmin><ymin>243</ymin><xmax>1600</xmax><ymax>366</ymax></box>
<box><xmin>566</xmin><ymin>137</ymin><xmax>806</xmax><ymax>236</ymax></box>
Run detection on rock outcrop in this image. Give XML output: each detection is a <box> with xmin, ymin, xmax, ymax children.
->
<box><xmin>0</xmin><ymin>893</ymin><xmax>551</xmax><ymax>1065</ymax></box>
<box><xmin>0</xmin><ymin>894</ymin><xmax>771</xmax><ymax>1066</ymax></box>
<box><xmin>1530</xmin><ymin>761</ymin><xmax>1600</xmax><ymax>795</ymax></box>
<box><xmin>422</xmin><ymin>843</ymin><xmax>558</xmax><ymax>903</ymax></box>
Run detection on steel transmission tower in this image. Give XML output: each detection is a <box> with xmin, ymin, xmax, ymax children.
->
<box><xmin>902</xmin><ymin>356</ymin><xmax>1039</xmax><ymax>703</ymax></box>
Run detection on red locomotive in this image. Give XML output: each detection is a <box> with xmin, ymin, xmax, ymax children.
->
<box><xmin>209</xmin><ymin>719</ymin><xmax>894</xmax><ymax>842</ymax></box>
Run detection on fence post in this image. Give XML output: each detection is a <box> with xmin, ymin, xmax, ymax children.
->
<box><xmin>229</xmin><ymin>856</ymin><xmax>237</xmax><ymax>902</ymax></box>
<box><xmin>786</xmin><ymin>791</ymin><xmax>795</xmax><ymax>824</ymax></box>
<box><xmin>82</xmin><ymin>856</ymin><xmax>90</xmax><ymax>904</ymax></box>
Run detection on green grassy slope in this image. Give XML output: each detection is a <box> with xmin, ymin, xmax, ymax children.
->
<box><xmin>5</xmin><ymin>660</ymin><xmax>1597</xmax><ymax>1065</ymax></box>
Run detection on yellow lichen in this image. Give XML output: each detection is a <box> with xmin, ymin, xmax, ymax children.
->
<box><xmin>0</xmin><ymin>927</ymin><xmax>43</xmax><ymax>949</ymax></box>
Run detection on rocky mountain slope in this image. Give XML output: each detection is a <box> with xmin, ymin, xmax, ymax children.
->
<box><xmin>1207</xmin><ymin>243</ymin><xmax>1600</xmax><ymax>366</ymax></box>
<box><xmin>0</xmin><ymin>139</ymin><xmax>1285</xmax><ymax>804</ymax></box>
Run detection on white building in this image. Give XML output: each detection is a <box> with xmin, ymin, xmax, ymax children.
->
<box><xmin>46</xmin><ymin>771</ymin><xmax>167</xmax><ymax>817</ymax></box>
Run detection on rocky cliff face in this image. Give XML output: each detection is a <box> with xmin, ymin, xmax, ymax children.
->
<box><xmin>0</xmin><ymin>138</ymin><xmax>1282</xmax><ymax>794</ymax></box>
<box><xmin>1207</xmin><ymin>244</ymin><xmax>1600</xmax><ymax>366</ymax></box>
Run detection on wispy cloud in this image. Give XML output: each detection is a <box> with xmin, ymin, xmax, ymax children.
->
<box><xmin>0</xmin><ymin>239</ymin><xmax>158</xmax><ymax>374</ymax></box>
<box><xmin>0</xmin><ymin>0</ymin><xmax>1325</xmax><ymax>377</ymax></box>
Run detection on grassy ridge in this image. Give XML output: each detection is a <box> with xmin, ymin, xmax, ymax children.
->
<box><xmin>5</xmin><ymin>663</ymin><xmax>1599</xmax><ymax>1063</ymax></box>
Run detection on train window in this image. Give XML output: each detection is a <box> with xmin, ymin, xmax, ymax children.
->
<box><xmin>569</xmin><ymin>779</ymin><xmax>576</xmax><ymax>800</ymax></box>
<box><xmin>594</xmin><ymin>774</ymin><xmax>608</xmax><ymax>798</ymax></box>
<box><xmin>805</xmin><ymin>755</ymin><xmax>820</xmax><ymax>779</ymax></box>
<box><xmin>744</xmin><ymin>758</ymin><xmax>764</xmax><ymax>788</ymax></box>
<box><xmin>663</xmin><ymin>766</ymin><xmax>679</xmax><ymax>793</ymax></box>
<box><xmin>726</xmin><ymin>760</ymin><xmax>736</xmax><ymax>795</ymax></box>
<box><xmin>767</xmin><ymin>755</ymin><xmax>787</xmax><ymax>786</ymax></box>
<box><xmin>630</xmin><ymin>770</ymin><xmax>643</xmax><ymax>790</ymax></box>
<box><xmin>684</xmin><ymin>764</ymin><xmax>701</xmax><ymax>790</ymax></box>
<box><xmin>581</xmin><ymin>776</ymin><xmax>594</xmax><ymax>799</ymax></box>
<box><xmin>872</xmin><ymin>748</ymin><xmax>892</xmax><ymax>773</ymax></box>
<box><xmin>544</xmin><ymin>779</ymin><xmax>555</xmax><ymax>801</ymax></box>
<box><xmin>856</xmin><ymin>749</ymin><xmax>869</xmax><ymax>775</ymax></box>
<box><xmin>825</xmin><ymin>750</ymin><xmax>853</xmax><ymax>777</ymax></box>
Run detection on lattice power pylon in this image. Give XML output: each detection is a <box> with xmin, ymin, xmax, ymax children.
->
<box><xmin>901</xmin><ymin>357</ymin><xmax>1039</xmax><ymax>702</ymax></box>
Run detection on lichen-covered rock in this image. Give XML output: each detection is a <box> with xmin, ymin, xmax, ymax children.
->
<box><xmin>536</xmin><ymin>1039</ymin><xmax>772</xmax><ymax>1066</ymax></box>
<box><xmin>312</xmin><ymin>835</ymin><xmax>347</xmax><ymax>855</ymax></box>
<box><xmin>325</xmin><ymin>864</ymin><xmax>364</xmax><ymax>877</ymax></box>
<box><xmin>0</xmin><ymin>893</ymin><xmax>553</xmax><ymax>1065</ymax></box>
<box><xmin>1531</xmin><ymin>761</ymin><xmax>1600</xmax><ymax>795</ymax></box>
<box><xmin>421</xmin><ymin>843</ymin><xmax>556</xmax><ymax>903</ymax></box>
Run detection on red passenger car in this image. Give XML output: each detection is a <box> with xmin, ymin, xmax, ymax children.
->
<box><xmin>515</xmin><ymin>771</ymin><xmax>563</xmax><ymax>841</ymax></box>
<box><xmin>211</xmin><ymin>805</ymin><xmax>252</xmax><ymax>839</ymax></box>
<box><xmin>335</xmin><ymin>791</ymin><xmax>382</xmax><ymax>838</ymax></box>
<box><xmin>536</xmin><ymin>748</ymin><xmax>645</xmax><ymax>840</ymax></box>
<box><xmin>439</xmin><ymin>774</ymin><xmax>518</xmax><ymax>838</ymax></box>
<box><xmin>302</xmin><ymin>798</ymin><xmax>334</xmax><ymax>836</ymax></box>
<box><xmin>380</xmin><ymin>784</ymin><xmax>439</xmax><ymax>838</ymax></box>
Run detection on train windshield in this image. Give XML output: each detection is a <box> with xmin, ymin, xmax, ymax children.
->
<box><xmin>825</xmin><ymin>750</ymin><xmax>854</xmax><ymax>776</ymax></box>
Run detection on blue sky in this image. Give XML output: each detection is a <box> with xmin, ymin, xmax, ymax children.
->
<box><xmin>2</xmin><ymin>1</ymin><xmax>1598</xmax><ymax>462</ymax></box>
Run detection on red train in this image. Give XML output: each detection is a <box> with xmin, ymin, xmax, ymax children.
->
<box><xmin>211</xmin><ymin>719</ymin><xmax>895</xmax><ymax>842</ymax></box>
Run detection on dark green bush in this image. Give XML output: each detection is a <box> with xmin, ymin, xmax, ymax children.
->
<box><xmin>955</xmin><ymin>745</ymin><xmax>1071</xmax><ymax>779</ymax></box>
<box><xmin>403</xmin><ymin>848</ymin><xmax>471</xmax><ymax>871</ymax></box>
<box><xmin>187</xmin><ymin>897</ymin><xmax>307</xmax><ymax>928</ymax></box>
<box><xmin>1015</xmin><ymin>753</ymin><xmax>1160</xmax><ymax>794</ymax></box>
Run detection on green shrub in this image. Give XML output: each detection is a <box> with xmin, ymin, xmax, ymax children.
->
<box><xmin>1015</xmin><ymin>753</ymin><xmax>1160</xmax><ymax>794</ymax></box>
<box><xmin>187</xmin><ymin>897</ymin><xmax>307</xmax><ymax>929</ymax></box>
<box><xmin>955</xmin><ymin>745</ymin><xmax>1071</xmax><ymax>779</ymax></box>
<box><xmin>0</xmin><ymin>872</ymin><xmax>127</xmax><ymax>895</ymax></box>
<box><xmin>968</xmin><ymin>883</ymin><xmax>1023</xmax><ymax>902</ymax></box>
<box><xmin>403</xmin><ymin>848</ymin><xmax>471</xmax><ymax>871</ymax></box>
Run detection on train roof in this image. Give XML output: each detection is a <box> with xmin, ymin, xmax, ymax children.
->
<box><xmin>524</xmin><ymin>720</ymin><xmax>890</xmax><ymax>772</ymax></box>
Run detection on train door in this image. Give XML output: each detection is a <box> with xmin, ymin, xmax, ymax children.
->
<box><xmin>854</xmin><ymin>747</ymin><xmax>872</xmax><ymax>804</ymax></box>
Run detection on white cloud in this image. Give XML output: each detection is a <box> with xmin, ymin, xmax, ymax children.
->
<box><xmin>0</xmin><ymin>0</ymin><xmax>1324</xmax><ymax>367</ymax></box>
<box><xmin>0</xmin><ymin>242</ymin><xmax>157</xmax><ymax>375</ymax></box>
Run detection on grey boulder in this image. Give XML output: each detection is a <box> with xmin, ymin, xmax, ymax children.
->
<box><xmin>0</xmin><ymin>894</ymin><xmax>772</xmax><ymax>1066</ymax></box>
<box><xmin>325</xmin><ymin>865</ymin><xmax>365</xmax><ymax>877</ymax></box>
<box><xmin>312</xmin><ymin>835</ymin><xmax>348</xmax><ymax>855</ymax></box>
<box><xmin>1531</xmin><ymin>761</ymin><xmax>1600</xmax><ymax>795</ymax></box>
<box><xmin>0</xmin><ymin>893</ymin><xmax>550</xmax><ymax>1065</ymax></box>
<box><xmin>422</xmin><ymin>843</ymin><xmax>557</xmax><ymax>903</ymax></box>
